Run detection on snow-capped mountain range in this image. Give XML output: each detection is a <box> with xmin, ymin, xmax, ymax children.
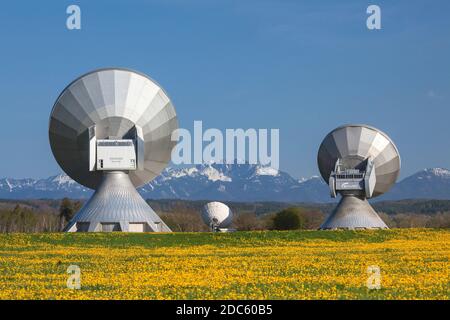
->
<box><xmin>1</xmin><ymin>164</ymin><xmax>450</xmax><ymax>202</ymax></box>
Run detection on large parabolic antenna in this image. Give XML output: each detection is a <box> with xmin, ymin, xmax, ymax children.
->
<box><xmin>49</xmin><ymin>68</ymin><xmax>178</xmax><ymax>232</ymax></box>
<box><xmin>317</xmin><ymin>124</ymin><xmax>400</xmax><ymax>229</ymax></box>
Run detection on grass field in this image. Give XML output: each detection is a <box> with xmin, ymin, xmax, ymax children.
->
<box><xmin>0</xmin><ymin>229</ymin><xmax>448</xmax><ymax>299</ymax></box>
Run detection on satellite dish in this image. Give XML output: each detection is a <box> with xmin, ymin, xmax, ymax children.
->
<box><xmin>317</xmin><ymin>124</ymin><xmax>400</xmax><ymax>229</ymax></box>
<box><xmin>49</xmin><ymin>68</ymin><xmax>178</xmax><ymax>232</ymax></box>
<box><xmin>201</xmin><ymin>202</ymin><xmax>233</xmax><ymax>232</ymax></box>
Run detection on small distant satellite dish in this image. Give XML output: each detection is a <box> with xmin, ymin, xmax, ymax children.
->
<box><xmin>317</xmin><ymin>124</ymin><xmax>400</xmax><ymax>230</ymax></box>
<box><xmin>201</xmin><ymin>202</ymin><xmax>233</xmax><ymax>232</ymax></box>
<box><xmin>49</xmin><ymin>68</ymin><xmax>178</xmax><ymax>232</ymax></box>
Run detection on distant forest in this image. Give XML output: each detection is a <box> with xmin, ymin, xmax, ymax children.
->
<box><xmin>0</xmin><ymin>198</ymin><xmax>449</xmax><ymax>233</ymax></box>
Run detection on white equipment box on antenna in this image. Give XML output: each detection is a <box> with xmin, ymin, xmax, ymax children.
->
<box><xmin>96</xmin><ymin>139</ymin><xmax>136</xmax><ymax>171</ymax></box>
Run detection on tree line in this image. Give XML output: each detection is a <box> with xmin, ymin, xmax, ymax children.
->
<box><xmin>0</xmin><ymin>198</ymin><xmax>81</xmax><ymax>233</ymax></box>
<box><xmin>0</xmin><ymin>198</ymin><xmax>449</xmax><ymax>233</ymax></box>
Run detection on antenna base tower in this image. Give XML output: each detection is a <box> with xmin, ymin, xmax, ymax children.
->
<box><xmin>319</xmin><ymin>195</ymin><xmax>388</xmax><ymax>230</ymax></box>
<box><xmin>64</xmin><ymin>171</ymin><xmax>171</xmax><ymax>232</ymax></box>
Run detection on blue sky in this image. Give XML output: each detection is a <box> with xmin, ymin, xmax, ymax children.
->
<box><xmin>0</xmin><ymin>0</ymin><xmax>449</xmax><ymax>179</ymax></box>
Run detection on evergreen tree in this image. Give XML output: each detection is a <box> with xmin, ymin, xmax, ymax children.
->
<box><xmin>272</xmin><ymin>207</ymin><xmax>301</xmax><ymax>230</ymax></box>
<box><xmin>59</xmin><ymin>198</ymin><xmax>76</xmax><ymax>224</ymax></box>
